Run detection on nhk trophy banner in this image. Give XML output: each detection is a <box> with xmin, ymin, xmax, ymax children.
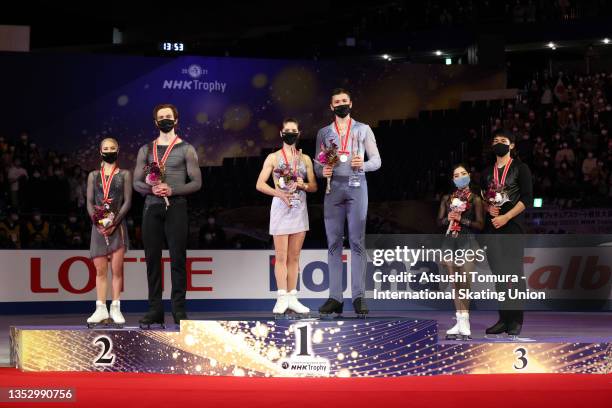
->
<box><xmin>0</xmin><ymin>52</ymin><xmax>504</xmax><ymax>167</ymax></box>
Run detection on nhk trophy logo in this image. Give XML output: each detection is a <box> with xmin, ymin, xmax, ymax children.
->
<box><xmin>163</xmin><ymin>63</ymin><xmax>226</xmax><ymax>92</ymax></box>
<box><xmin>185</xmin><ymin>64</ymin><xmax>204</xmax><ymax>79</ymax></box>
<box><xmin>278</xmin><ymin>323</ymin><xmax>330</xmax><ymax>376</ymax></box>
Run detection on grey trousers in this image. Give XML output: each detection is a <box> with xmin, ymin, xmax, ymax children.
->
<box><xmin>324</xmin><ymin>175</ymin><xmax>368</xmax><ymax>302</ymax></box>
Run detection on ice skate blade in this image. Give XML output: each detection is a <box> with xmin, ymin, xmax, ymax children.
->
<box><xmin>274</xmin><ymin>311</ymin><xmax>312</xmax><ymax>320</ymax></box>
<box><xmin>318</xmin><ymin>312</ymin><xmax>343</xmax><ymax>319</ymax></box>
<box><xmin>459</xmin><ymin>334</ymin><xmax>472</xmax><ymax>341</ymax></box>
<box><xmin>86</xmin><ymin>318</ymin><xmax>113</xmax><ymax>329</ymax></box>
<box><xmin>139</xmin><ymin>323</ymin><xmax>166</xmax><ymax>330</ymax></box>
<box><xmin>508</xmin><ymin>335</ymin><xmax>535</xmax><ymax>342</ymax></box>
<box><xmin>445</xmin><ymin>334</ymin><xmax>458</xmax><ymax>340</ymax></box>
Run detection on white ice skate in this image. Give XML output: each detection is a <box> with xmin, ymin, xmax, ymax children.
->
<box><xmin>446</xmin><ymin>312</ymin><xmax>471</xmax><ymax>340</ymax></box>
<box><xmin>273</xmin><ymin>290</ymin><xmax>289</xmax><ymax>317</ymax></box>
<box><xmin>109</xmin><ymin>300</ymin><xmax>125</xmax><ymax>326</ymax></box>
<box><xmin>87</xmin><ymin>301</ymin><xmax>110</xmax><ymax>328</ymax></box>
<box><xmin>287</xmin><ymin>289</ymin><xmax>310</xmax><ymax>315</ymax></box>
<box><xmin>458</xmin><ymin>312</ymin><xmax>472</xmax><ymax>340</ymax></box>
<box><xmin>445</xmin><ymin>312</ymin><xmax>462</xmax><ymax>340</ymax></box>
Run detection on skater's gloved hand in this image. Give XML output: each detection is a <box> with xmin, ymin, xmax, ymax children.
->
<box><xmin>351</xmin><ymin>155</ymin><xmax>363</xmax><ymax>169</ymax></box>
<box><xmin>491</xmin><ymin>214</ymin><xmax>509</xmax><ymax>229</ymax></box>
<box><xmin>323</xmin><ymin>165</ymin><xmax>333</xmax><ymax>178</ymax></box>
<box><xmin>488</xmin><ymin>205</ymin><xmax>500</xmax><ymax>217</ymax></box>
<box><xmin>275</xmin><ymin>189</ymin><xmax>293</xmax><ymax>207</ymax></box>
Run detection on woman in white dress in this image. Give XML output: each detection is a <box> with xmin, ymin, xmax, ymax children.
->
<box><xmin>256</xmin><ymin>118</ymin><xmax>318</xmax><ymax>315</ymax></box>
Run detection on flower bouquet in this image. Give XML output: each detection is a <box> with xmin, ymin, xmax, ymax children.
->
<box><xmin>484</xmin><ymin>180</ymin><xmax>511</xmax><ymax>208</ymax></box>
<box><xmin>144</xmin><ymin>161</ymin><xmax>170</xmax><ymax>207</ymax></box>
<box><xmin>274</xmin><ymin>162</ymin><xmax>299</xmax><ymax>208</ymax></box>
<box><xmin>92</xmin><ymin>202</ymin><xmax>115</xmax><ymax>245</ymax></box>
<box><xmin>446</xmin><ymin>190</ymin><xmax>470</xmax><ymax>237</ymax></box>
<box><xmin>316</xmin><ymin>139</ymin><xmax>340</xmax><ymax>194</ymax></box>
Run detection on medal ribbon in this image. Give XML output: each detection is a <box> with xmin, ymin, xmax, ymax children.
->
<box><xmin>281</xmin><ymin>146</ymin><xmax>298</xmax><ymax>175</ymax></box>
<box><xmin>334</xmin><ymin>117</ymin><xmax>352</xmax><ymax>155</ymax></box>
<box><xmin>153</xmin><ymin>136</ymin><xmax>179</xmax><ymax>168</ymax></box>
<box><xmin>494</xmin><ymin>157</ymin><xmax>513</xmax><ymax>187</ymax></box>
<box><xmin>100</xmin><ymin>163</ymin><xmax>118</xmax><ymax>204</ymax></box>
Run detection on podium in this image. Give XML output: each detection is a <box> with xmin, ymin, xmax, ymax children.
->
<box><xmin>10</xmin><ymin>318</ymin><xmax>610</xmax><ymax>377</ymax></box>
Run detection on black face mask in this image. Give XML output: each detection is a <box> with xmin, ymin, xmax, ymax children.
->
<box><xmin>493</xmin><ymin>143</ymin><xmax>511</xmax><ymax>157</ymax></box>
<box><xmin>101</xmin><ymin>152</ymin><xmax>118</xmax><ymax>164</ymax></box>
<box><xmin>281</xmin><ymin>132</ymin><xmax>299</xmax><ymax>145</ymax></box>
<box><xmin>157</xmin><ymin>119</ymin><xmax>175</xmax><ymax>133</ymax></box>
<box><xmin>333</xmin><ymin>104</ymin><xmax>351</xmax><ymax>118</ymax></box>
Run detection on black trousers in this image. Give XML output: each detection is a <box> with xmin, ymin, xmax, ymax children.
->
<box><xmin>142</xmin><ymin>199</ymin><xmax>188</xmax><ymax>313</ymax></box>
<box><xmin>483</xmin><ymin>221</ymin><xmax>526</xmax><ymax>325</ymax></box>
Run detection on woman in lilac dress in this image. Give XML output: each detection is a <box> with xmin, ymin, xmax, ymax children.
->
<box><xmin>256</xmin><ymin>118</ymin><xmax>317</xmax><ymax>316</ymax></box>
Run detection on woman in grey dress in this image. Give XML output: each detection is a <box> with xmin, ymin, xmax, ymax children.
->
<box><xmin>85</xmin><ymin>138</ymin><xmax>132</xmax><ymax>327</ymax></box>
<box><xmin>256</xmin><ymin>118</ymin><xmax>317</xmax><ymax>316</ymax></box>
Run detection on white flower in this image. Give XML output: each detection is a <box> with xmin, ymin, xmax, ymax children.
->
<box><xmin>450</xmin><ymin>198</ymin><xmax>463</xmax><ymax>207</ymax></box>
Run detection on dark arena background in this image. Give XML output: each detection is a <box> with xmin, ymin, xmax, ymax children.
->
<box><xmin>0</xmin><ymin>1</ymin><xmax>610</xmax><ymax>407</ymax></box>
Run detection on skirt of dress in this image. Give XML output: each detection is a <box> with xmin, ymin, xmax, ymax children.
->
<box><xmin>269</xmin><ymin>192</ymin><xmax>309</xmax><ymax>236</ymax></box>
<box><xmin>90</xmin><ymin>220</ymin><xmax>129</xmax><ymax>258</ymax></box>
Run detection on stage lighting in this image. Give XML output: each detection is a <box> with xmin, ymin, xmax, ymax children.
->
<box><xmin>604</xmin><ymin>38</ymin><xmax>610</xmax><ymax>44</ymax></box>
<box><xmin>533</xmin><ymin>198</ymin><xmax>543</xmax><ymax>208</ymax></box>
<box><xmin>445</xmin><ymin>58</ymin><xmax>452</xmax><ymax>65</ymax></box>
<box><xmin>382</xmin><ymin>54</ymin><xmax>389</xmax><ymax>60</ymax></box>
<box><xmin>547</xmin><ymin>42</ymin><xmax>556</xmax><ymax>49</ymax></box>
<box><xmin>435</xmin><ymin>50</ymin><xmax>442</xmax><ymax>56</ymax></box>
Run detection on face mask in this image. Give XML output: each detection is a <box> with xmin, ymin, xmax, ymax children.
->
<box><xmin>101</xmin><ymin>152</ymin><xmax>118</xmax><ymax>164</ymax></box>
<box><xmin>333</xmin><ymin>104</ymin><xmax>351</xmax><ymax>118</ymax></box>
<box><xmin>453</xmin><ymin>175</ymin><xmax>470</xmax><ymax>189</ymax></box>
<box><xmin>493</xmin><ymin>143</ymin><xmax>510</xmax><ymax>157</ymax></box>
<box><xmin>281</xmin><ymin>132</ymin><xmax>299</xmax><ymax>145</ymax></box>
<box><xmin>157</xmin><ymin>119</ymin><xmax>176</xmax><ymax>133</ymax></box>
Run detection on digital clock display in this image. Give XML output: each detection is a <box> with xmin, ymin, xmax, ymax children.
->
<box><xmin>160</xmin><ymin>42</ymin><xmax>185</xmax><ymax>52</ymax></box>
